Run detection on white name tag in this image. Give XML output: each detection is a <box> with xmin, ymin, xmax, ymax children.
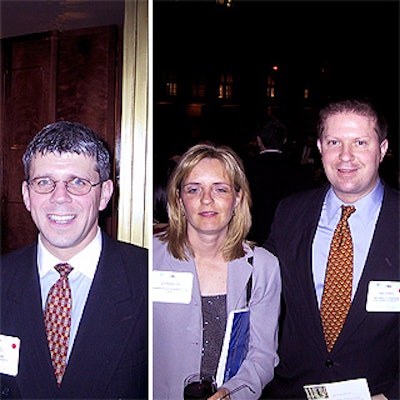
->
<box><xmin>304</xmin><ymin>377</ymin><xmax>370</xmax><ymax>399</ymax></box>
<box><xmin>366</xmin><ymin>281</ymin><xmax>400</xmax><ymax>312</ymax></box>
<box><xmin>152</xmin><ymin>270</ymin><xmax>193</xmax><ymax>304</ymax></box>
<box><xmin>0</xmin><ymin>334</ymin><xmax>20</xmax><ymax>377</ymax></box>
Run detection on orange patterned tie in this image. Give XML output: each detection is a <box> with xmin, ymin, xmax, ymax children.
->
<box><xmin>320</xmin><ymin>205</ymin><xmax>356</xmax><ymax>352</ymax></box>
<box><xmin>44</xmin><ymin>263</ymin><xmax>73</xmax><ymax>386</ymax></box>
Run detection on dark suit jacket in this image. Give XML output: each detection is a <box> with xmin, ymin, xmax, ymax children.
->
<box><xmin>246</xmin><ymin>151</ymin><xmax>315</xmax><ymax>246</ymax></box>
<box><xmin>263</xmin><ymin>183</ymin><xmax>399</xmax><ymax>399</ymax></box>
<box><xmin>0</xmin><ymin>232</ymin><xmax>148</xmax><ymax>399</ymax></box>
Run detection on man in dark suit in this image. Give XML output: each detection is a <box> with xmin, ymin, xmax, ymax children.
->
<box><xmin>246</xmin><ymin>116</ymin><xmax>314</xmax><ymax>245</ymax></box>
<box><xmin>262</xmin><ymin>99</ymin><xmax>399</xmax><ymax>399</ymax></box>
<box><xmin>0</xmin><ymin>121</ymin><xmax>148</xmax><ymax>399</ymax></box>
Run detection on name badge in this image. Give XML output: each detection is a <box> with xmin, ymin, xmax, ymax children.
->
<box><xmin>0</xmin><ymin>334</ymin><xmax>20</xmax><ymax>376</ymax></box>
<box><xmin>366</xmin><ymin>281</ymin><xmax>400</xmax><ymax>312</ymax></box>
<box><xmin>152</xmin><ymin>270</ymin><xmax>193</xmax><ymax>304</ymax></box>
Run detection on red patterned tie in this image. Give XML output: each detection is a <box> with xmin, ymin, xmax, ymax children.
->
<box><xmin>44</xmin><ymin>263</ymin><xmax>73</xmax><ymax>386</ymax></box>
<box><xmin>320</xmin><ymin>205</ymin><xmax>356</xmax><ymax>352</ymax></box>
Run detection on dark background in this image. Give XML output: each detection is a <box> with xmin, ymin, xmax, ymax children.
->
<box><xmin>1</xmin><ymin>0</ymin><xmax>124</xmax><ymax>39</ymax></box>
<box><xmin>153</xmin><ymin>0</ymin><xmax>399</xmax><ymax>167</ymax></box>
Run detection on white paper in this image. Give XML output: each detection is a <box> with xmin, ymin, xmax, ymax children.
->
<box><xmin>304</xmin><ymin>378</ymin><xmax>371</xmax><ymax>400</ymax></box>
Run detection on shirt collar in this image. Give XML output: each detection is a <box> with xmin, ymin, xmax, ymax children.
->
<box><xmin>259</xmin><ymin>149</ymin><xmax>282</xmax><ymax>154</ymax></box>
<box><xmin>325</xmin><ymin>179</ymin><xmax>384</xmax><ymax>225</ymax></box>
<box><xmin>38</xmin><ymin>227</ymin><xmax>102</xmax><ymax>279</ymax></box>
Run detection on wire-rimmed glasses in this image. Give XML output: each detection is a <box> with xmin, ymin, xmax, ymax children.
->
<box><xmin>28</xmin><ymin>177</ymin><xmax>101</xmax><ymax>196</ymax></box>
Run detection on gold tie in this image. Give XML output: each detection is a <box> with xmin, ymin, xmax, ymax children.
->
<box><xmin>44</xmin><ymin>263</ymin><xmax>73</xmax><ymax>386</ymax></box>
<box><xmin>320</xmin><ymin>205</ymin><xmax>356</xmax><ymax>352</ymax></box>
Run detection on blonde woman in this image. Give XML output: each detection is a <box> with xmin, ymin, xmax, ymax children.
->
<box><xmin>153</xmin><ymin>143</ymin><xmax>281</xmax><ymax>399</ymax></box>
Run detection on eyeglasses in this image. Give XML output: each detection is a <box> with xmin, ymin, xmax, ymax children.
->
<box><xmin>28</xmin><ymin>177</ymin><xmax>101</xmax><ymax>196</ymax></box>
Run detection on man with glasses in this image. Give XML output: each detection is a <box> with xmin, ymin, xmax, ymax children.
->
<box><xmin>0</xmin><ymin>121</ymin><xmax>148</xmax><ymax>399</ymax></box>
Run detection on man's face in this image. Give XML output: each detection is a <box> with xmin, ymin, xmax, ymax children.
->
<box><xmin>22</xmin><ymin>152</ymin><xmax>113</xmax><ymax>260</ymax></box>
<box><xmin>317</xmin><ymin>112</ymin><xmax>388</xmax><ymax>204</ymax></box>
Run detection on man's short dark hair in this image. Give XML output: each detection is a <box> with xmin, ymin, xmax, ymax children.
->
<box><xmin>256</xmin><ymin>116</ymin><xmax>287</xmax><ymax>150</ymax></box>
<box><xmin>22</xmin><ymin>121</ymin><xmax>111</xmax><ymax>181</ymax></box>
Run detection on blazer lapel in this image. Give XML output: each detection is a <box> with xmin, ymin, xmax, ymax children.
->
<box><xmin>227</xmin><ymin>254</ymin><xmax>253</xmax><ymax>312</ymax></box>
<box><xmin>5</xmin><ymin>246</ymin><xmax>57</xmax><ymax>397</ymax></box>
<box><xmin>333</xmin><ymin>187</ymin><xmax>399</xmax><ymax>352</ymax></box>
<box><xmin>294</xmin><ymin>188</ymin><xmax>330</xmax><ymax>354</ymax></box>
<box><xmin>63</xmin><ymin>237</ymin><xmax>140</xmax><ymax>392</ymax></box>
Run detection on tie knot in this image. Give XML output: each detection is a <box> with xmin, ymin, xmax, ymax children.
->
<box><xmin>341</xmin><ymin>205</ymin><xmax>356</xmax><ymax>220</ymax></box>
<box><xmin>54</xmin><ymin>263</ymin><xmax>73</xmax><ymax>277</ymax></box>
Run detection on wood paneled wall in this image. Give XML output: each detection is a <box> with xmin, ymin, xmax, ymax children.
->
<box><xmin>1</xmin><ymin>25</ymin><xmax>122</xmax><ymax>254</ymax></box>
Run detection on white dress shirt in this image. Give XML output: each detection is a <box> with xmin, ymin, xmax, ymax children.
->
<box><xmin>38</xmin><ymin>227</ymin><xmax>102</xmax><ymax>359</ymax></box>
<box><xmin>312</xmin><ymin>180</ymin><xmax>383</xmax><ymax>307</ymax></box>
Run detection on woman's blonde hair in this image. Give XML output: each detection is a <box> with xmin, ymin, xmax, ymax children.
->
<box><xmin>158</xmin><ymin>143</ymin><xmax>253</xmax><ymax>261</ymax></box>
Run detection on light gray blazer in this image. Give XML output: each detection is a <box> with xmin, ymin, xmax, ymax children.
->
<box><xmin>152</xmin><ymin>236</ymin><xmax>281</xmax><ymax>399</ymax></box>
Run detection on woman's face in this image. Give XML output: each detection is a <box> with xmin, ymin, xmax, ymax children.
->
<box><xmin>180</xmin><ymin>157</ymin><xmax>240</xmax><ymax>238</ymax></box>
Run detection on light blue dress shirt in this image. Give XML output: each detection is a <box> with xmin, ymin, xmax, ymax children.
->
<box><xmin>38</xmin><ymin>227</ymin><xmax>102</xmax><ymax>360</ymax></box>
<box><xmin>312</xmin><ymin>180</ymin><xmax>383</xmax><ymax>307</ymax></box>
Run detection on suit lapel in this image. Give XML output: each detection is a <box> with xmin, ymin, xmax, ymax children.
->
<box><xmin>5</xmin><ymin>245</ymin><xmax>58</xmax><ymax>397</ymax></box>
<box><xmin>294</xmin><ymin>188</ymin><xmax>330</xmax><ymax>353</ymax></box>
<box><xmin>62</xmin><ymin>235</ymin><xmax>139</xmax><ymax>392</ymax></box>
<box><xmin>333</xmin><ymin>187</ymin><xmax>399</xmax><ymax>352</ymax></box>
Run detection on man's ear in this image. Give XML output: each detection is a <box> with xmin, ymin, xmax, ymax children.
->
<box><xmin>99</xmin><ymin>179</ymin><xmax>114</xmax><ymax>211</ymax></box>
<box><xmin>379</xmin><ymin>139</ymin><xmax>389</xmax><ymax>162</ymax></box>
<box><xmin>316</xmin><ymin>138</ymin><xmax>322</xmax><ymax>154</ymax></box>
<box><xmin>22</xmin><ymin>181</ymin><xmax>31</xmax><ymax>212</ymax></box>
